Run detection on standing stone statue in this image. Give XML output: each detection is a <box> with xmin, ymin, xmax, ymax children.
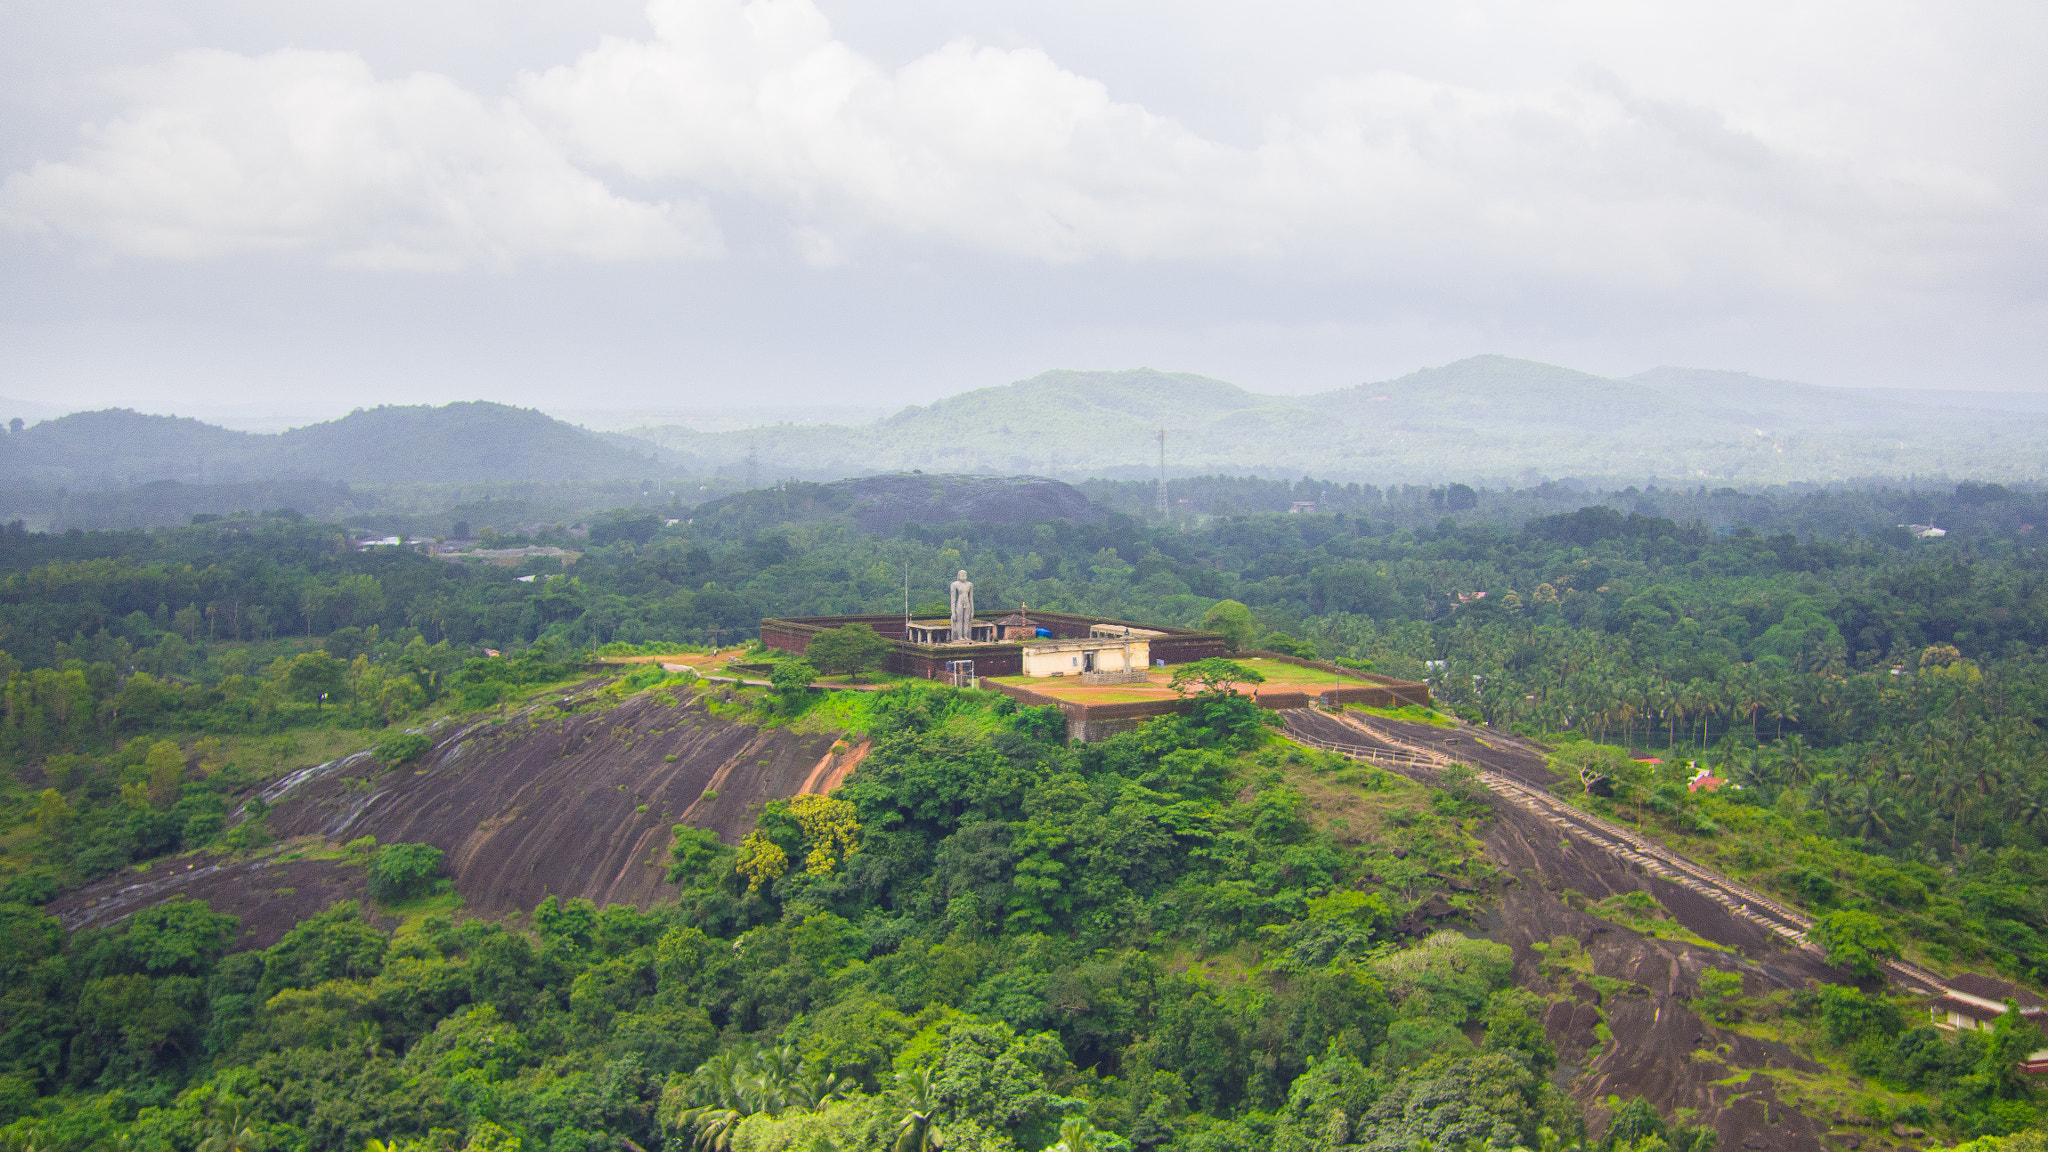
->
<box><xmin>949</xmin><ymin>570</ymin><xmax>975</xmax><ymax>641</ymax></box>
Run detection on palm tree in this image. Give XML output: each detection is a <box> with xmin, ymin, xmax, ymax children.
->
<box><xmin>351</xmin><ymin>1022</ymin><xmax>385</xmax><ymax>1062</ymax></box>
<box><xmin>752</xmin><ymin>1045</ymin><xmax>801</xmax><ymax>1113</ymax></box>
<box><xmin>1654</xmin><ymin>679</ymin><xmax>1677</xmax><ymax>751</ymax></box>
<box><xmin>1765</xmin><ymin>683</ymin><xmax>1800</xmax><ymax>740</ymax></box>
<box><xmin>893</xmin><ymin>1067</ymin><xmax>944</xmax><ymax>1152</ymax></box>
<box><xmin>195</xmin><ymin>1107</ymin><xmax>265</xmax><ymax>1152</ymax></box>
<box><xmin>1674</xmin><ymin>680</ymin><xmax>1702</xmax><ymax>750</ymax></box>
<box><xmin>789</xmin><ymin>1068</ymin><xmax>848</xmax><ymax>1112</ymax></box>
<box><xmin>2017</xmin><ymin>786</ymin><xmax>2048</xmax><ymax>833</ymax></box>
<box><xmin>1732</xmin><ymin>748</ymin><xmax>1773</xmax><ymax>793</ymax></box>
<box><xmin>1806</xmin><ymin>775</ymin><xmax>1847</xmax><ymax>825</ymax></box>
<box><xmin>665</xmin><ymin>1050</ymin><xmax>756</xmax><ymax>1152</ymax></box>
<box><xmin>2</xmin><ymin>1127</ymin><xmax>53</xmax><ymax>1152</ymax></box>
<box><xmin>1926</xmin><ymin>762</ymin><xmax>1973</xmax><ymax>857</ymax></box>
<box><xmin>1845</xmin><ymin>784</ymin><xmax>1901</xmax><ymax>842</ymax></box>
<box><xmin>1776</xmin><ymin>735</ymin><xmax>1815</xmax><ymax>789</ymax></box>
<box><xmin>1730</xmin><ymin>664</ymin><xmax>1767</xmax><ymax>741</ymax></box>
<box><xmin>1049</xmin><ymin>1117</ymin><xmax>1108</xmax><ymax>1152</ymax></box>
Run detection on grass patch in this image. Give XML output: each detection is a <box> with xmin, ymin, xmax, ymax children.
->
<box><xmin>807</xmin><ymin>670</ymin><xmax>919</xmax><ymax>687</ymax></box>
<box><xmin>1348</xmin><ymin>703</ymin><xmax>1457</xmax><ymax>728</ymax></box>
<box><xmin>1233</xmin><ymin>658</ymin><xmax>1363</xmax><ymax>686</ymax></box>
<box><xmin>378</xmin><ymin>887</ymin><xmax>466</xmax><ymax>935</ymax></box>
<box><xmin>1583</xmin><ymin>889</ymin><xmax>1733</xmax><ymax>952</ymax></box>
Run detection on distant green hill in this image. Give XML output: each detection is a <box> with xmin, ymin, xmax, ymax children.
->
<box><xmin>0</xmin><ymin>402</ymin><xmax>669</xmax><ymax>489</ymax></box>
<box><xmin>0</xmin><ymin>410</ymin><xmax>259</xmax><ymax>488</ymax></box>
<box><xmin>621</xmin><ymin>355</ymin><xmax>2048</xmax><ymax>484</ymax></box>
<box><xmin>273</xmin><ymin>402</ymin><xmax>666</xmax><ymax>483</ymax></box>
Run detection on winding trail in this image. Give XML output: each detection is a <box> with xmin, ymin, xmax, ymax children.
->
<box><xmin>1279</xmin><ymin>707</ymin><xmax>1950</xmax><ymax>997</ymax></box>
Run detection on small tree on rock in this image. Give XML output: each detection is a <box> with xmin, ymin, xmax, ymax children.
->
<box><xmin>367</xmin><ymin>842</ymin><xmax>444</xmax><ymax>903</ymax></box>
<box><xmin>769</xmin><ymin>658</ymin><xmax>817</xmax><ymax>709</ymax></box>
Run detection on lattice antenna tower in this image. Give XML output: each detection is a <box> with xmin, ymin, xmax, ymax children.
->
<box><xmin>1157</xmin><ymin>428</ymin><xmax>1168</xmax><ymax>520</ymax></box>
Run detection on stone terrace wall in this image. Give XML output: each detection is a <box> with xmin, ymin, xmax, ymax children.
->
<box><xmin>983</xmin><ymin>680</ymin><xmax>1376</xmax><ymax>742</ymax></box>
<box><xmin>1239</xmin><ymin>649</ymin><xmax>1432</xmax><ymax>707</ymax></box>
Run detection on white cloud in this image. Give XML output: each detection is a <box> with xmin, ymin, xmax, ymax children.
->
<box><xmin>507</xmin><ymin>0</ymin><xmax>2040</xmax><ymax>300</ymax></box>
<box><xmin>0</xmin><ymin>48</ymin><xmax>718</xmax><ymax>269</ymax></box>
<box><xmin>516</xmin><ymin>0</ymin><xmax>1251</xmax><ymax>263</ymax></box>
<box><xmin>0</xmin><ymin>0</ymin><xmax>2040</xmax><ymax>305</ymax></box>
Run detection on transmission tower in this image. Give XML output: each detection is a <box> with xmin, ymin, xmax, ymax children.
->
<box><xmin>1157</xmin><ymin>428</ymin><xmax>1168</xmax><ymax>521</ymax></box>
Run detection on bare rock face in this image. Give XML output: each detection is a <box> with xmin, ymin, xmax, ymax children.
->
<box><xmin>53</xmin><ymin>685</ymin><xmax>844</xmax><ymax>948</ymax></box>
<box><xmin>1443</xmin><ymin>720</ymin><xmax>1846</xmax><ymax>1152</ymax></box>
<box><xmin>261</xmin><ymin>690</ymin><xmax>837</xmax><ymax>918</ymax></box>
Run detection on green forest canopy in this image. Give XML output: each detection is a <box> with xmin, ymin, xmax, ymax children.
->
<box><xmin>5</xmin><ymin>482</ymin><xmax>2048</xmax><ymax>1148</ymax></box>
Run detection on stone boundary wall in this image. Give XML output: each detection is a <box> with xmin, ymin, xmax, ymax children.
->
<box><xmin>982</xmin><ymin>679</ymin><xmax>1361</xmax><ymax>741</ymax></box>
<box><xmin>981</xmin><ymin>680</ymin><xmax>1074</xmax><ymax>712</ymax></box>
<box><xmin>1252</xmin><ymin>690</ymin><xmax>1312</xmax><ymax>710</ymax></box>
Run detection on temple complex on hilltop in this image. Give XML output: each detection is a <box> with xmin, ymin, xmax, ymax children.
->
<box><xmin>762</xmin><ymin>606</ymin><xmax>1223</xmax><ymax>681</ymax></box>
<box><xmin>763</xmin><ymin>569</ymin><xmax>1231</xmax><ymax>681</ymax></box>
<box><xmin>759</xmin><ymin>571</ymin><xmax>1432</xmax><ymax>741</ymax></box>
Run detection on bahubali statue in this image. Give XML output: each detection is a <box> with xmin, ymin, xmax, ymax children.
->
<box><xmin>949</xmin><ymin>570</ymin><xmax>975</xmax><ymax>641</ymax></box>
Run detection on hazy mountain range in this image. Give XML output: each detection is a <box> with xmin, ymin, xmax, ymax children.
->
<box><xmin>5</xmin><ymin>358</ymin><xmax>2046</xmax><ymax>530</ymax></box>
<box><xmin>618</xmin><ymin>357</ymin><xmax>2048</xmax><ymax>484</ymax></box>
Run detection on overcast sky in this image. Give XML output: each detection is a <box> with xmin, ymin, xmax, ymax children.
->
<box><xmin>2</xmin><ymin>0</ymin><xmax>2043</xmax><ymax>422</ymax></box>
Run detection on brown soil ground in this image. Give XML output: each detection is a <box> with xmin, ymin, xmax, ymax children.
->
<box><xmin>1279</xmin><ymin>707</ymin><xmax>1412</xmax><ymax>756</ymax></box>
